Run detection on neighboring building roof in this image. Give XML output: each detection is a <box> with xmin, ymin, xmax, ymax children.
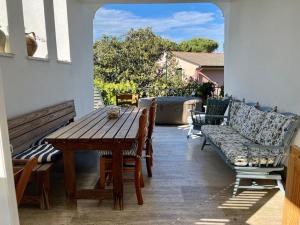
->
<box><xmin>172</xmin><ymin>51</ymin><xmax>224</xmax><ymax>67</ymax></box>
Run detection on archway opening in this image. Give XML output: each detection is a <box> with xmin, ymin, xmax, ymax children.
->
<box><xmin>92</xmin><ymin>3</ymin><xmax>225</xmax><ymax>107</ymax></box>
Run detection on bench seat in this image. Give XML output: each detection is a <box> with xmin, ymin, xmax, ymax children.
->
<box><xmin>13</xmin><ymin>143</ymin><xmax>62</xmax><ymax>163</ymax></box>
<box><xmin>8</xmin><ymin>100</ymin><xmax>76</xmax><ymax>209</ymax></box>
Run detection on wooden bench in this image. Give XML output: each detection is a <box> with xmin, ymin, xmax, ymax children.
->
<box><xmin>8</xmin><ymin>100</ymin><xmax>76</xmax><ymax>209</ymax></box>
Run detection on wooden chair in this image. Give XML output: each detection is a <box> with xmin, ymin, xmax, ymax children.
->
<box><xmin>116</xmin><ymin>94</ymin><xmax>139</xmax><ymax>107</ymax></box>
<box><xmin>145</xmin><ymin>98</ymin><xmax>157</xmax><ymax>177</ymax></box>
<box><xmin>13</xmin><ymin>158</ymin><xmax>38</xmax><ymax>206</ymax></box>
<box><xmin>99</xmin><ymin>108</ymin><xmax>147</xmax><ymax>205</ymax></box>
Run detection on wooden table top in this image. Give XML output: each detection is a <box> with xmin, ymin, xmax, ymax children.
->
<box><xmin>46</xmin><ymin>106</ymin><xmax>143</xmax><ymax>144</ymax></box>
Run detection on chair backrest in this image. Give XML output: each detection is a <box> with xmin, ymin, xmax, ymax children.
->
<box><xmin>8</xmin><ymin>100</ymin><xmax>76</xmax><ymax>154</ymax></box>
<box><xmin>147</xmin><ymin>98</ymin><xmax>157</xmax><ymax>141</ymax></box>
<box><xmin>13</xmin><ymin>158</ymin><xmax>38</xmax><ymax>206</ymax></box>
<box><xmin>205</xmin><ymin>98</ymin><xmax>230</xmax><ymax>125</ymax></box>
<box><xmin>136</xmin><ymin>108</ymin><xmax>148</xmax><ymax>157</ymax></box>
<box><xmin>116</xmin><ymin>94</ymin><xmax>139</xmax><ymax>107</ymax></box>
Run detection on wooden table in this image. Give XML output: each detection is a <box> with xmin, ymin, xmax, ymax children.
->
<box><xmin>46</xmin><ymin>106</ymin><xmax>143</xmax><ymax>209</ymax></box>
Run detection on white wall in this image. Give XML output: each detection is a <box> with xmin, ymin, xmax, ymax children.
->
<box><xmin>224</xmin><ymin>0</ymin><xmax>300</xmax><ymax>144</ymax></box>
<box><xmin>0</xmin><ymin>0</ymin><xmax>95</xmax><ymax>119</ymax></box>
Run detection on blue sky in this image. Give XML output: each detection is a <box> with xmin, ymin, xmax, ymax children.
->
<box><xmin>93</xmin><ymin>3</ymin><xmax>224</xmax><ymax>52</ymax></box>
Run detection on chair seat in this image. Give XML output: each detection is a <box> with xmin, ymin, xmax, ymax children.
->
<box><xmin>13</xmin><ymin>144</ymin><xmax>62</xmax><ymax>163</ymax></box>
<box><xmin>99</xmin><ymin>147</ymin><xmax>137</xmax><ymax>158</ymax></box>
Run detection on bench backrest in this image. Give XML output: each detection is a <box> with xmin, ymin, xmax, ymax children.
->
<box><xmin>8</xmin><ymin>100</ymin><xmax>76</xmax><ymax>155</ymax></box>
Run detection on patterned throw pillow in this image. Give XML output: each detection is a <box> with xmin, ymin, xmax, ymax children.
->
<box><xmin>229</xmin><ymin>101</ymin><xmax>241</xmax><ymax>127</ymax></box>
<box><xmin>239</xmin><ymin>107</ymin><xmax>266</xmax><ymax>142</ymax></box>
<box><xmin>255</xmin><ymin>112</ymin><xmax>294</xmax><ymax>146</ymax></box>
<box><xmin>230</xmin><ymin>103</ymin><xmax>252</xmax><ymax>132</ymax></box>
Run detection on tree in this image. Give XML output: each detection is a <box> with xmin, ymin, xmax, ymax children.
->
<box><xmin>178</xmin><ymin>38</ymin><xmax>219</xmax><ymax>53</ymax></box>
<box><xmin>93</xmin><ymin>36</ymin><xmax>123</xmax><ymax>82</ymax></box>
<box><xmin>93</xmin><ymin>28</ymin><xmax>180</xmax><ymax>95</ymax></box>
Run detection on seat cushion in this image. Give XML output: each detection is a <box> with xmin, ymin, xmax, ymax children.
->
<box><xmin>221</xmin><ymin>142</ymin><xmax>281</xmax><ymax>166</ymax></box>
<box><xmin>99</xmin><ymin>148</ymin><xmax>137</xmax><ymax>157</ymax></box>
<box><xmin>255</xmin><ymin>112</ymin><xmax>296</xmax><ymax>146</ymax></box>
<box><xmin>239</xmin><ymin>106</ymin><xmax>267</xmax><ymax>142</ymax></box>
<box><xmin>202</xmin><ymin>125</ymin><xmax>240</xmax><ymax>147</ymax></box>
<box><xmin>202</xmin><ymin>124</ymin><xmax>283</xmax><ymax>166</ymax></box>
<box><xmin>13</xmin><ymin>144</ymin><xmax>62</xmax><ymax>163</ymax></box>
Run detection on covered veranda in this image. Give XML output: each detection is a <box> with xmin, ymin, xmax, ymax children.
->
<box><xmin>1</xmin><ymin>0</ymin><xmax>300</xmax><ymax>224</ymax></box>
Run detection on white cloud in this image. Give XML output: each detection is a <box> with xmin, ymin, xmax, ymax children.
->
<box><xmin>93</xmin><ymin>8</ymin><xmax>218</xmax><ymax>40</ymax></box>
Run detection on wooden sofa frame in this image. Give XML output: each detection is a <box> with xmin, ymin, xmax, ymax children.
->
<box><xmin>8</xmin><ymin>100</ymin><xmax>76</xmax><ymax>209</ymax></box>
<box><xmin>200</xmin><ymin>100</ymin><xmax>299</xmax><ymax>196</ymax></box>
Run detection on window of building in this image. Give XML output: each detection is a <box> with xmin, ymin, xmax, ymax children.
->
<box><xmin>176</xmin><ymin>68</ymin><xmax>183</xmax><ymax>78</ymax></box>
<box><xmin>53</xmin><ymin>0</ymin><xmax>71</xmax><ymax>62</ymax></box>
<box><xmin>0</xmin><ymin>0</ymin><xmax>11</xmax><ymax>54</ymax></box>
<box><xmin>22</xmin><ymin>0</ymin><xmax>48</xmax><ymax>58</ymax></box>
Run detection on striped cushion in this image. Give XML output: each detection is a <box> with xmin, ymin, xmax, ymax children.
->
<box><xmin>13</xmin><ymin>144</ymin><xmax>62</xmax><ymax>163</ymax></box>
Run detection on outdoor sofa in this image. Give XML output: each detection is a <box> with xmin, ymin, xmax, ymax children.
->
<box><xmin>200</xmin><ymin>99</ymin><xmax>300</xmax><ymax>196</ymax></box>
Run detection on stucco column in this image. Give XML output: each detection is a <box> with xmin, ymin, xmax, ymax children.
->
<box><xmin>43</xmin><ymin>0</ymin><xmax>58</xmax><ymax>60</ymax></box>
<box><xmin>0</xmin><ymin>67</ymin><xmax>19</xmax><ymax>225</ymax></box>
<box><xmin>5</xmin><ymin>0</ymin><xmax>27</xmax><ymax>56</ymax></box>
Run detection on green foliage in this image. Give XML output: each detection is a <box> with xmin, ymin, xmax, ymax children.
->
<box><xmin>94</xmin><ymin>78</ymin><xmax>137</xmax><ymax>105</ymax></box>
<box><xmin>177</xmin><ymin>38</ymin><xmax>219</xmax><ymax>53</ymax></box>
<box><xmin>220</xmin><ymin>85</ymin><xmax>224</xmax><ymax>97</ymax></box>
<box><xmin>94</xmin><ymin>28</ymin><xmax>183</xmax><ymax>96</ymax></box>
<box><xmin>183</xmin><ymin>79</ymin><xmax>215</xmax><ymax>98</ymax></box>
<box><xmin>93</xmin><ymin>28</ymin><xmax>220</xmax><ymax>105</ymax></box>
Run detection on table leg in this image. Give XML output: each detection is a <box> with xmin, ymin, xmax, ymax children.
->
<box><xmin>63</xmin><ymin>150</ymin><xmax>77</xmax><ymax>207</ymax></box>
<box><xmin>112</xmin><ymin>146</ymin><xmax>123</xmax><ymax>210</ymax></box>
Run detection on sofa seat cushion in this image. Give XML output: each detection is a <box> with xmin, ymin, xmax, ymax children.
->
<box><xmin>202</xmin><ymin>125</ymin><xmax>280</xmax><ymax>166</ymax></box>
<box><xmin>239</xmin><ymin>107</ymin><xmax>267</xmax><ymax>142</ymax></box>
<box><xmin>255</xmin><ymin>112</ymin><xmax>296</xmax><ymax>146</ymax></box>
<box><xmin>202</xmin><ymin>125</ymin><xmax>251</xmax><ymax>146</ymax></box>
<box><xmin>202</xmin><ymin>125</ymin><xmax>238</xmax><ymax>146</ymax></box>
<box><xmin>13</xmin><ymin>144</ymin><xmax>62</xmax><ymax>163</ymax></box>
<box><xmin>221</xmin><ymin>142</ymin><xmax>282</xmax><ymax>166</ymax></box>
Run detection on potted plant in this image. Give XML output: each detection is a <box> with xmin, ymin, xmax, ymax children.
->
<box><xmin>0</xmin><ymin>26</ymin><xmax>6</xmax><ymax>53</ymax></box>
<box><xmin>25</xmin><ymin>32</ymin><xmax>38</xmax><ymax>56</ymax></box>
